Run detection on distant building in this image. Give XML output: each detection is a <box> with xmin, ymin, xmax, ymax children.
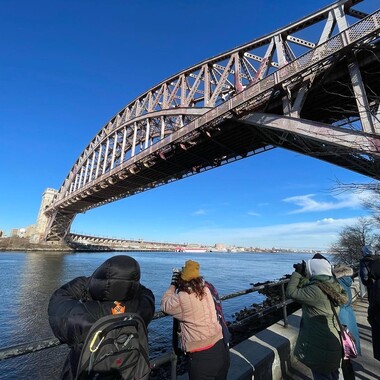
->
<box><xmin>10</xmin><ymin>228</ymin><xmax>26</xmax><ymax>238</ymax></box>
<box><xmin>214</xmin><ymin>243</ymin><xmax>227</xmax><ymax>252</ymax></box>
<box><xmin>0</xmin><ymin>230</ymin><xmax>6</xmax><ymax>238</ymax></box>
<box><xmin>25</xmin><ymin>224</ymin><xmax>36</xmax><ymax>237</ymax></box>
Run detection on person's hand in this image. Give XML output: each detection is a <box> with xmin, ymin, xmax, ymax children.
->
<box><xmin>293</xmin><ymin>260</ymin><xmax>306</xmax><ymax>276</ymax></box>
<box><xmin>171</xmin><ymin>269</ymin><xmax>180</xmax><ymax>287</ymax></box>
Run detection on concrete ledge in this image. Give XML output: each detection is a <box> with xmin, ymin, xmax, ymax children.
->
<box><xmin>228</xmin><ymin>312</ymin><xmax>302</xmax><ymax>379</ymax></box>
<box><xmin>176</xmin><ymin>311</ymin><xmax>303</xmax><ymax>380</ymax></box>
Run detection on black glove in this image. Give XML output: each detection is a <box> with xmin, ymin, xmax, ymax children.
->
<box><xmin>293</xmin><ymin>260</ymin><xmax>306</xmax><ymax>276</ymax></box>
<box><xmin>171</xmin><ymin>269</ymin><xmax>180</xmax><ymax>287</ymax></box>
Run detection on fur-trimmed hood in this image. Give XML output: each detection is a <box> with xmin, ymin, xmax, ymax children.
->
<box><xmin>314</xmin><ymin>279</ymin><xmax>348</xmax><ymax>306</ymax></box>
<box><xmin>333</xmin><ymin>264</ymin><xmax>353</xmax><ymax>279</ymax></box>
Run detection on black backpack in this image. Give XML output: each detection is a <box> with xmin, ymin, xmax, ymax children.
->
<box><xmin>204</xmin><ymin>281</ymin><xmax>231</xmax><ymax>347</ymax></box>
<box><xmin>365</xmin><ymin>257</ymin><xmax>380</xmax><ymax>308</ymax></box>
<box><xmin>75</xmin><ymin>312</ymin><xmax>151</xmax><ymax>380</ymax></box>
<box><xmin>368</xmin><ymin>257</ymin><xmax>380</xmax><ymax>279</ymax></box>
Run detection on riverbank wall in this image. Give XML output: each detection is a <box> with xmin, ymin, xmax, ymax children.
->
<box><xmin>0</xmin><ymin>237</ymin><xmax>179</xmax><ymax>252</ymax></box>
<box><xmin>0</xmin><ymin>237</ymin><xmax>74</xmax><ymax>251</ymax></box>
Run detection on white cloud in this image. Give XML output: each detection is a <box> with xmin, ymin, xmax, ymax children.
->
<box><xmin>176</xmin><ymin>217</ymin><xmax>360</xmax><ymax>250</ymax></box>
<box><xmin>247</xmin><ymin>211</ymin><xmax>260</xmax><ymax>216</ymax></box>
<box><xmin>283</xmin><ymin>191</ymin><xmax>371</xmax><ymax>214</ymax></box>
<box><xmin>192</xmin><ymin>209</ymin><xmax>207</xmax><ymax>216</ymax></box>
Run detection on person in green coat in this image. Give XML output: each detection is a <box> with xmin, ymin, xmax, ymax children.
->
<box><xmin>286</xmin><ymin>254</ymin><xmax>348</xmax><ymax>380</ymax></box>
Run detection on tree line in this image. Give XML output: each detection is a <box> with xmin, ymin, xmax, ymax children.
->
<box><xmin>330</xmin><ymin>183</ymin><xmax>380</xmax><ymax>265</ymax></box>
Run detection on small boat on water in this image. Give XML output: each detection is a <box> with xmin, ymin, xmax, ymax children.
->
<box><xmin>175</xmin><ymin>247</ymin><xmax>208</xmax><ymax>253</ymax></box>
<box><xmin>182</xmin><ymin>248</ymin><xmax>208</xmax><ymax>253</ymax></box>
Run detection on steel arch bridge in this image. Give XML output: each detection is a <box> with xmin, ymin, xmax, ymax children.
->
<box><xmin>44</xmin><ymin>0</ymin><xmax>380</xmax><ymax>242</ymax></box>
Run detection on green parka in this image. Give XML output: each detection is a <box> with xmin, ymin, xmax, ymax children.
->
<box><xmin>286</xmin><ymin>272</ymin><xmax>348</xmax><ymax>374</ymax></box>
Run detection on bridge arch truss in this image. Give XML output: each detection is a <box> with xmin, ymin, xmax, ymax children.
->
<box><xmin>44</xmin><ymin>0</ymin><xmax>380</xmax><ymax>242</ymax></box>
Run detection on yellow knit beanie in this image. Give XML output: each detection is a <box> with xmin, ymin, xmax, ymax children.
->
<box><xmin>180</xmin><ymin>260</ymin><xmax>200</xmax><ymax>281</ymax></box>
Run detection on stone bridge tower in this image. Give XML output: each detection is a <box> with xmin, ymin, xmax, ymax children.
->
<box><xmin>32</xmin><ymin>188</ymin><xmax>57</xmax><ymax>242</ymax></box>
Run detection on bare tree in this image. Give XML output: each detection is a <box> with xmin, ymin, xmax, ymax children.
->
<box><xmin>330</xmin><ymin>218</ymin><xmax>377</xmax><ymax>265</ymax></box>
<box><xmin>362</xmin><ymin>185</ymin><xmax>380</xmax><ymax>228</ymax></box>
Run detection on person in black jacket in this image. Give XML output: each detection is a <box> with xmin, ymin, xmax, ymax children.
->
<box><xmin>359</xmin><ymin>245</ymin><xmax>380</xmax><ymax>361</ymax></box>
<box><xmin>48</xmin><ymin>255</ymin><xmax>155</xmax><ymax>380</ymax></box>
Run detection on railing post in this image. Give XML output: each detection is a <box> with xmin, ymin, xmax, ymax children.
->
<box><xmin>170</xmin><ymin>352</ymin><xmax>178</xmax><ymax>380</ymax></box>
<box><xmin>150</xmin><ymin>351</ymin><xmax>178</xmax><ymax>380</ymax></box>
<box><xmin>280</xmin><ymin>281</ymin><xmax>288</xmax><ymax>327</ymax></box>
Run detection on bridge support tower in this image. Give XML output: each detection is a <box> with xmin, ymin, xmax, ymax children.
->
<box><xmin>31</xmin><ymin>188</ymin><xmax>58</xmax><ymax>243</ymax></box>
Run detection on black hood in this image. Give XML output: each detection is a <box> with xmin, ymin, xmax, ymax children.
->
<box><xmin>88</xmin><ymin>255</ymin><xmax>141</xmax><ymax>301</ymax></box>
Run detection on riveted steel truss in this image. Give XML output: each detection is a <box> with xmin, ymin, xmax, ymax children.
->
<box><xmin>44</xmin><ymin>0</ymin><xmax>380</xmax><ymax>242</ymax></box>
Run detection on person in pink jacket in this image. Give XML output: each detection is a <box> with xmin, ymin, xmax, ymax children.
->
<box><xmin>161</xmin><ymin>260</ymin><xmax>230</xmax><ymax>379</ymax></box>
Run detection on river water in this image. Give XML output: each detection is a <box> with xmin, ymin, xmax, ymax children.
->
<box><xmin>0</xmin><ymin>250</ymin><xmax>323</xmax><ymax>380</ymax></box>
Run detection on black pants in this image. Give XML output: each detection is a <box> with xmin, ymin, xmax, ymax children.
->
<box><xmin>341</xmin><ymin>359</ymin><xmax>355</xmax><ymax>380</ymax></box>
<box><xmin>189</xmin><ymin>339</ymin><xmax>230</xmax><ymax>380</ymax></box>
<box><xmin>368</xmin><ymin>313</ymin><xmax>380</xmax><ymax>361</ymax></box>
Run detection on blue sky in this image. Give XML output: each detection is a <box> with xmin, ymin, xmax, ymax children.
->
<box><xmin>1</xmin><ymin>0</ymin><xmax>378</xmax><ymax>251</ymax></box>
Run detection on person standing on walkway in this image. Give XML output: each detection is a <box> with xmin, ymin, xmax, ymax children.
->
<box><xmin>48</xmin><ymin>255</ymin><xmax>155</xmax><ymax>380</ymax></box>
<box><xmin>359</xmin><ymin>245</ymin><xmax>380</xmax><ymax>361</ymax></box>
<box><xmin>286</xmin><ymin>254</ymin><xmax>348</xmax><ymax>380</ymax></box>
<box><xmin>161</xmin><ymin>260</ymin><xmax>230</xmax><ymax>380</ymax></box>
<box><xmin>333</xmin><ymin>264</ymin><xmax>361</xmax><ymax>380</ymax></box>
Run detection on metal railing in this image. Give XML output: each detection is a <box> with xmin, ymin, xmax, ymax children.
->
<box><xmin>0</xmin><ymin>278</ymin><xmax>294</xmax><ymax>378</ymax></box>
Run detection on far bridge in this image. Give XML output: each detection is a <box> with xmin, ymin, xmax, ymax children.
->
<box><xmin>44</xmin><ymin>0</ymin><xmax>380</xmax><ymax>242</ymax></box>
<box><xmin>68</xmin><ymin>233</ymin><xmax>192</xmax><ymax>252</ymax></box>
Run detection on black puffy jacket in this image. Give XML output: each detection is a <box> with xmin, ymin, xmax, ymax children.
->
<box><xmin>48</xmin><ymin>255</ymin><xmax>155</xmax><ymax>380</ymax></box>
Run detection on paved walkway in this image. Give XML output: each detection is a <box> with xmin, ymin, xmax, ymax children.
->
<box><xmin>288</xmin><ymin>297</ymin><xmax>379</xmax><ymax>380</ymax></box>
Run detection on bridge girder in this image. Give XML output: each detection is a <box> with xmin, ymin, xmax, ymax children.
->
<box><xmin>44</xmin><ymin>1</ymin><xmax>380</xmax><ymax>242</ymax></box>
<box><xmin>241</xmin><ymin>113</ymin><xmax>380</xmax><ymax>179</ymax></box>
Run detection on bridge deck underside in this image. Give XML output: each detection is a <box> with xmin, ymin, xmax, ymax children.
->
<box><xmin>59</xmin><ymin>121</ymin><xmax>271</xmax><ymax>214</ymax></box>
<box><xmin>59</xmin><ymin>44</ymin><xmax>380</xmax><ymax>215</ymax></box>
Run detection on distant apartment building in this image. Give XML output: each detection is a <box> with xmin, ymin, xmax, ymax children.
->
<box><xmin>214</xmin><ymin>243</ymin><xmax>227</xmax><ymax>252</ymax></box>
<box><xmin>10</xmin><ymin>228</ymin><xmax>26</xmax><ymax>238</ymax></box>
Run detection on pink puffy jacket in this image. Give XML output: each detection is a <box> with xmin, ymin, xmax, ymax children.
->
<box><xmin>161</xmin><ymin>285</ymin><xmax>223</xmax><ymax>352</ymax></box>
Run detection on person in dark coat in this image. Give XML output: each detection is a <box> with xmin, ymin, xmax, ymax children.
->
<box><xmin>359</xmin><ymin>245</ymin><xmax>380</xmax><ymax>361</ymax></box>
<box><xmin>333</xmin><ymin>264</ymin><xmax>361</xmax><ymax>380</ymax></box>
<box><xmin>286</xmin><ymin>254</ymin><xmax>348</xmax><ymax>380</ymax></box>
<box><xmin>48</xmin><ymin>255</ymin><xmax>155</xmax><ymax>380</ymax></box>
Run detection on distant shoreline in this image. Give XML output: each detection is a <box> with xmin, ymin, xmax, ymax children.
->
<box><xmin>0</xmin><ymin>237</ymin><xmax>327</xmax><ymax>254</ymax></box>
